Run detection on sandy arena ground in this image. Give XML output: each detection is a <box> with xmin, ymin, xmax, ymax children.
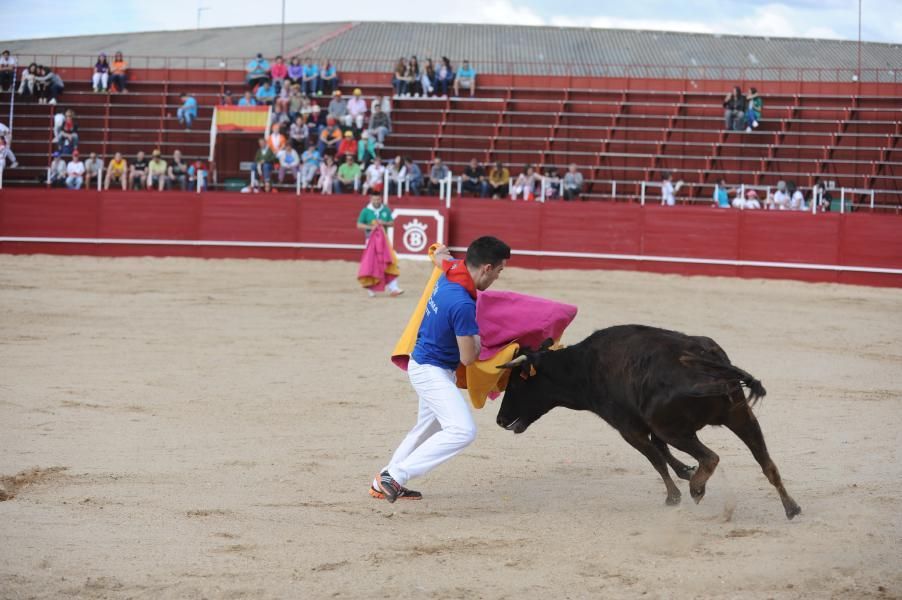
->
<box><xmin>1</xmin><ymin>254</ymin><xmax>901</xmax><ymax>599</ymax></box>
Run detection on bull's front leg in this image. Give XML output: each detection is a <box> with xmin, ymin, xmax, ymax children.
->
<box><xmin>618</xmin><ymin>429</ymin><xmax>682</xmax><ymax>506</ymax></box>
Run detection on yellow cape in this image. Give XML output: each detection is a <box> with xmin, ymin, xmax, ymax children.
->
<box><xmin>390</xmin><ymin>245</ymin><xmax>516</xmax><ymax>409</ymax></box>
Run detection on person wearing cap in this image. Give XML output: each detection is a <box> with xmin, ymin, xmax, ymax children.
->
<box><xmin>357</xmin><ymin>129</ymin><xmax>377</xmax><ymax>167</ymax></box>
<box><xmin>454</xmin><ymin>60</ymin><xmax>476</xmax><ymax>97</ymax></box>
<box><xmin>327</xmin><ymin>90</ymin><xmax>348</xmax><ymax>123</ymax></box>
<box><xmin>319</xmin><ymin>59</ymin><xmax>338</xmax><ymax>96</ymax></box>
<box><xmin>49</xmin><ymin>151</ymin><xmax>67</xmax><ymax>187</ymax></box>
<box><xmin>346</xmin><ymin>88</ymin><xmax>368</xmax><ymax>131</ymax></box>
<box><xmin>105</xmin><ymin>152</ymin><xmax>128</xmax><ymax>191</ymax></box>
<box><xmin>732</xmin><ymin>188</ymin><xmax>762</xmax><ymax>210</ymax></box>
<box><xmin>129</xmin><ymin>151</ymin><xmax>148</xmax><ymax>190</ymax></box>
<box><xmin>336</xmin><ymin>130</ymin><xmax>358</xmax><ymax>162</ymax></box>
<box><xmin>317</xmin><ymin>116</ymin><xmax>342</xmax><ymax>156</ymax></box>
<box><xmin>146</xmin><ymin>150</ymin><xmax>168</xmax><ymax>191</ymax></box>
<box><xmin>92</xmin><ymin>53</ymin><xmax>110</xmax><ymax>92</ymax></box>
<box><xmin>65</xmin><ymin>150</ymin><xmax>85</xmax><ymax>190</ymax></box>
<box><xmin>0</xmin><ymin>50</ymin><xmax>17</xmax><ymax>92</ymax></box>
<box><xmin>246</xmin><ymin>53</ymin><xmax>270</xmax><ymax>89</ymax></box>
<box><xmin>110</xmin><ymin>52</ymin><xmax>128</xmax><ymax>93</ymax></box>
<box><xmin>301</xmin><ymin>57</ymin><xmax>319</xmax><ymax>97</ymax></box>
<box><xmin>83</xmin><ymin>152</ymin><xmax>104</xmax><ymax>190</ymax></box>
<box><xmin>177</xmin><ymin>93</ymin><xmax>198</xmax><ymax>130</ymax></box>
<box><xmin>367</xmin><ymin>102</ymin><xmax>391</xmax><ymax>149</ymax></box>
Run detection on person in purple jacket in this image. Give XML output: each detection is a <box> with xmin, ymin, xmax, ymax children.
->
<box><xmin>92</xmin><ymin>53</ymin><xmax>110</xmax><ymax>92</ymax></box>
<box><xmin>287</xmin><ymin>56</ymin><xmax>304</xmax><ymax>87</ymax></box>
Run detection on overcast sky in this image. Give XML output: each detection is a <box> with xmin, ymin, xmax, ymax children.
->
<box><xmin>5</xmin><ymin>0</ymin><xmax>901</xmax><ymax>43</ymax></box>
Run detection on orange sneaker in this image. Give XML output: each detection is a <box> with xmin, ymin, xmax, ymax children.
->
<box><xmin>369</xmin><ymin>473</ymin><xmax>422</xmax><ymax>501</ymax></box>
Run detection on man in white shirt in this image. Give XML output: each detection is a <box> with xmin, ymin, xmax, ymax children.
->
<box><xmin>346</xmin><ymin>88</ymin><xmax>368</xmax><ymax>130</ymax></box>
<box><xmin>0</xmin><ymin>50</ymin><xmax>16</xmax><ymax>91</ymax></box>
<box><xmin>66</xmin><ymin>150</ymin><xmax>86</xmax><ymax>190</ymax></box>
<box><xmin>769</xmin><ymin>180</ymin><xmax>790</xmax><ymax>210</ymax></box>
<box><xmin>363</xmin><ymin>156</ymin><xmax>385</xmax><ymax>195</ymax></box>
<box><xmin>661</xmin><ymin>172</ymin><xmax>677</xmax><ymax>206</ymax></box>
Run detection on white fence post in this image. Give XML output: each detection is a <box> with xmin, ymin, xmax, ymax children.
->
<box><xmin>640</xmin><ymin>181</ymin><xmax>646</xmax><ymax>206</ymax></box>
<box><xmin>96</xmin><ymin>164</ymin><xmax>102</xmax><ymax>191</ymax></box>
<box><xmin>870</xmin><ymin>190</ymin><xmax>875</xmax><ymax>210</ymax></box>
<box><xmin>611</xmin><ymin>180</ymin><xmax>616</xmax><ymax>202</ymax></box>
<box><xmin>296</xmin><ymin>170</ymin><xmax>300</xmax><ymax>195</ymax></box>
<box><xmin>840</xmin><ymin>188</ymin><xmax>845</xmax><ymax>213</ymax></box>
<box><xmin>382</xmin><ymin>169</ymin><xmax>389</xmax><ymax>204</ymax></box>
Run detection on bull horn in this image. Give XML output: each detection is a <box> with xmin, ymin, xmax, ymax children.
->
<box><xmin>497</xmin><ymin>355</ymin><xmax>528</xmax><ymax>369</ymax></box>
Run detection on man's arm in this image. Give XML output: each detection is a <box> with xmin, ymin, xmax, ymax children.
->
<box><xmin>456</xmin><ymin>335</ymin><xmax>482</xmax><ymax>366</ymax></box>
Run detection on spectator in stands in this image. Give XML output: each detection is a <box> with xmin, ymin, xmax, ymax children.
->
<box><xmin>421</xmin><ymin>58</ymin><xmax>436</xmax><ymax>97</ymax></box>
<box><xmin>372</xmin><ymin>94</ymin><xmax>391</xmax><ymax>116</ymax></box>
<box><xmin>428</xmin><ymin>157</ymin><xmax>450</xmax><ymax>196</ymax></box>
<box><xmin>392</xmin><ymin>58</ymin><xmax>410</xmax><ymax>97</ymax></box>
<box><xmin>357</xmin><ymin>130</ymin><xmax>377</xmax><ymax>167</ymax></box>
<box><xmin>84</xmin><ymin>152</ymin><xmax>103</xmax><ymax>190</ymax></box>
<box><xmin>221</xmin><ymin>89</ymin><xmax>235</xmax><ymax>106</ymax></box>
<box><xmin>328</xmin><ymin>90</ymin><xmax>348</xmax><ymax>125</ymax></box>
<box><xmin>0</xmin><ymin>120</ymin><xmax>9</xmax><ymax>144</ymax></box>
<box><xmin>267</xmin><ymin>122</ymin><xmax>287</xmax><ymax>154</ymax></box>
<box><xmin>436</xmin><ymin>57</ymin><xmax>455</xmax><ymax>97</ymax></box>
<box><xmin>92</xmin><ymin>53</ymin><xmax>110</xmax><ymax>92</ymax></box>
<box><xmin>65</xmin><ymin>150</ymin><xmax>85</xmax><ymax>190</ymax></box>
<box><xmin>787</xmin><ymin>181</ymin><xmax>806</xmax><ymax>211</ymax></box>
<box><xmin>129</xmin><ymin>151</ymin><xmax>148</xmax><ymax>190</ymax></box>
<box><xmin>189</xmin><ymin>160</ymin><xmax>207</xmax><ymax>192</ymax></box>
<box><xmin>35</xmin><ymin>65</ymin><xmax>64</xmax><ymax>105</ymax></box>
<box><xmin>745</xmin><ymin>87</ymin><xmax>762</xmax><ymax>132</ymax></box>
<box><xmin>768</xmin><ymin>180</ymin><xmax>790</xmax><ymax>210</ymax></box>
<box><xmin>488</xmin><ymin>161</ymin><xmax>510</xmax><ymax>199</ymax></box>
<box><xmin>289</xmin><ymin>115</ymin><xmax>309</xmax><ymax>152</ymax></box>
<box><xmin>287</xmin><ymin>57</ymin><xmax>304</xmax><ymax>87</ymax></box>
<box><xmin>404</xmin><ymin>157</ymin><xmax>423</xmax><ymax>195</ymax></box>
<box><xmin>461</xmin><ymin>158</ymin><xmax>488</xmax><ymax>197</ymax></box>
<box><xmin>723</xmin><ymin>86</ymin><xmax>743</xmax><ymax>131</ymax></box>
<box><xmin>49</xmin><ymin>151</ymin><xmax>67</xmax><ymax>187</ymax></box>
<box><xmin>146</xmin><ymin>150</ymin><xmax>168</xmax><ymax>191</ymax></box>
<box><xmin>347</xmin><ymin>88</ymin><xmax>368</xmax><ymax>131</ymax></box>
<box><xmin>337</xmin><ymin>154</ymin><xmax>361</xmax><ymax>193</ymax></box>
<box><xmin>336</xmin><ymin>130</ymin><xmax>358</xmax><ymax>162</ymax></box>
<box><xmin>368</xmin><ymin>103</ymin><xmax>391</xmax><ymax>148</ymax></box>
<box><xmin>300</xmin><ymin>143</ymin><xmax>321</xmax><ymax>190</ymax></box>
<box><xmin>0</xmin><ymin>50</ymin><xmax>16</xmax><ymax>92</ymax></box>
<box><xmin>318</xmin><ymin>154</ymin><xmax>338</xmax><ymax>194</ymax></box>
<box><xmin>407</xmin><ymin>56</ymin><xmax>422</xmax><ymax>97</ymax></box>
<box><xmin>661</xmin><ymin>172</ymin><xmax>683</xmax><ymax>206</ymax></box>
<box><xmin>104</xmin><ymin>152</ymin><xmax>128</xmax><ymax>191</ymax></box>
<box><xmin>238</xmin><ymin>90</ymin><xmax>257</xmax><ymax>106</ymax></box>
<box><xmin>811</xmin><ymin>181</ymin><xmax>832</xmax><ymax>212</ymax></box>
<box><xmin>255</xmin><ymin>81</ymin><xmax>276</xmax><ymax>106</ymax></box>
<box><xmin>274</xmin><ymin>82</ymin><xmax>291</xmax><ymax>120</ymax></box>
<box><xmin>110</xmin><ymin>52</ymin><xmax>128</xmax><ymax>93</ymax></box>
<box><xmin>168</xmin><ymin>150</ymin><xmax>189</xmax><ymax>191</ymax></box>
<box><xmin>712</xmin><ymin>178</ymin><xmax>735</xmax><ymax>208</ymax></box>
<box><xmin>246</xmin><ymin>53</ymin><xmax>270</xmax><ymax>89</ymax></box>
<box><xmin>454</xmin><ymin>60</ymin><xmax>476</xmax><ymax>97</ymax></box>
<box><xmin>562</xmin><ymin>163</ymin><xmax>583</xmax><ymax>200</ymax></box>
<box><xmin>276</xmin><ymin>145</ymin><xmax>301</xmax><ymax>184</ymax></box>
<box><xmin>362</xmin><ymin>156</ymin><xmax>385</xmax><ymax>195</ymax></box>
<box><xmin>387</xmin><ymin>155</ymin><xmax>407</xmax><ymax>195</ymax></box>
<box><xmin>177</xmin><ymin>93</ymin><xmax>198</xmax><ymax>130</ymax></box>
<box><xmin>254</xmin><ymin>137</ymin><xmax>277</xmax><ymax>183</ymax></box>
<box><xmin>320</xmin><ymin>59</ymin><xmax>339</xmax><ymax>96</ymax></box>
<box><xmin>288</xmin><ymin>84</ymin><xmax>305</xmax><ymax>120</ymax></box>
<box><xmin>318</xmin><ymin>116</ymin><xmax>342</xmax><ymax>156</ymax></box>
<box><xmin>732</xmin><ymin>188</ymin><xmax>762</xmax><ymax>210</ymax></box>
<box><xmin>17</xmin><ymin>63</ymin><xmax>37</xmax><ymax>98</ymax></box>
<box><xmin>57</xmin><ymin>109</ymin><xmax>79</xmax><ymax>154</ymax></box>
<box><xmin>542</xmin><ymin>166</ymin><xmax>560</xmax><ymax>200</ymax></box>
<box><xmin>301</xmin><ymin>57</ymin><xmax>319</xmax><ymax>97</ymax></box>
<box><xmin>0</xmin><ymin>132</ymin><xmax>17</xmax><ymax>170</ymax></box>
<box><xmin>270</xmin><ymin>55</ymin><xmax>288</xmax><ymax>94</ymax></box>
<box><xmin>512</xmin><ymin>164</ymin><xmax>540</xmax><ymax>201</ymax></box>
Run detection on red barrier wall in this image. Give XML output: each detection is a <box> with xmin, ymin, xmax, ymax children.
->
<box><xmin>2</xmin><ymin>190</ymin><xmax>901</xmax><ymax>287</ymax></box>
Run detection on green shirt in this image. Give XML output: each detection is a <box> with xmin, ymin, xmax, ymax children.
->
<box><xmin>339</xmin><ymin>162</ymin><xmax>362</xmax><ymax>182</ymax></box>
<box><xmin>357</xmin><ymin>203</ymin><xmax>393</xmax><ymax>227</ymax></box>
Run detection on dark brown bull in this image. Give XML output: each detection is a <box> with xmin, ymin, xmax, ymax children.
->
<box><xmin>496</xmin><ymin>325</ymin><xmax>801</xmax><ymax>520</ymax></box>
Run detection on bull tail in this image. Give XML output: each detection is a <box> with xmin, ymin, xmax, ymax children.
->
<box><xmin>680</xmin><ymin>354</ymin><xmax>767</xmax><ymax>406</ymax></box>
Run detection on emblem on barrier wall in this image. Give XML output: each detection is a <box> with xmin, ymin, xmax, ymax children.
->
<box><xmin>390</xmin><ymin>209</ymin><xmax>445</xmax><ymax>260</ymax></box>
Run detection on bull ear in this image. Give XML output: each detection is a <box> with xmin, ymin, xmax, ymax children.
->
<box><xmin>497</xmin><ymin>354</ymin><xmax>528</xmax><ymax>370</ymax></box>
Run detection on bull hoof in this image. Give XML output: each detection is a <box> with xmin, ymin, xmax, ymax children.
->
<box><xmin>665</xmin><ymin>493</ymin><xmax>682</xmax><ymax>506</ymax></box>
<box><xmin>785</xmin><ymin>502</ymin><xmax>802</xmax><ymax>520</ymax></box>
<box><xmin>690</xmin><ymin>485</ymin><xmax>706</xmax><ymax>504</ymax></box>
<box><xmin>675</xmin><ymin>465</ymin><xmax>697</xmax><ymax>481</ymax></box>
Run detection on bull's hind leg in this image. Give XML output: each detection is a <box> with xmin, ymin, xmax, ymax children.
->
<box><xmin>651</xmin><ymin>434</ymin><xmax>697</xmax><ymax>481</ymax></box>
<box><xmin>655</xmin><ymin>433</ymin><xmax>719</xmax><ymax>504</ymax></box>
<box><xmin>619</xmin><ymin>429</ymin><xmax>682</xmax><ymax>506</ymax></box>
<box><xmin>725</xmin><ymin>405</ymin><xmax>801</xmax><ymax>520</ymax></box>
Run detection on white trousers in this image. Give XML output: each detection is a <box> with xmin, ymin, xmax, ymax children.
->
<box><xmin>383</xmin><ymin>358</ymin><xmax>476</xmax><ymax>486</ymax></box>
<box><xmin>92</xmin><ymin>72</ymin><xmax>108</xmax><ymax>89</ymax></box>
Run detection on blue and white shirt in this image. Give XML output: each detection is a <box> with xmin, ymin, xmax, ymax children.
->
<box><xmin>411</xmin><ymin>275</ymin><xmax>478</xmax><ymax>370</ymax></box>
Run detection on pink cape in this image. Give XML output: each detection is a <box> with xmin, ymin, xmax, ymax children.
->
<box><xmin>475</xmin><ymin>290</ymin><xmax>578</xmax><ymax>360</ymax></box>
<box><xmin>357</xmin><ymin>226</ymin><xmax>398</xmax><ymax>291</ymax></box>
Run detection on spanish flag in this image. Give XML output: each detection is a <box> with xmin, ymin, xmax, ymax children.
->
<box><xmin>215</xmin><ymin>105</ymin><xmax>270</xmax><ymax>132</ymax></box>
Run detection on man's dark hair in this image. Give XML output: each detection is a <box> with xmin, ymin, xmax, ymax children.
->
<box><xmin>466</xmin><ymin>236</ymin><xmax>511</xmax><ymax>268</ymax></box>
